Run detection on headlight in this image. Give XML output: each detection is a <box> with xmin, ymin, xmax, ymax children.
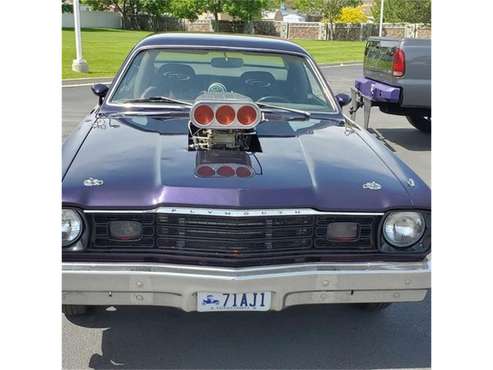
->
<box><xmin>62</xmin><ymin>209</ymin><xmax>83</xmax><ymax>247</ymax></box>
<box><xmin>383</xmin><ymin>211</ymin><xmax>425</xmax><ymax>248</ymax></box>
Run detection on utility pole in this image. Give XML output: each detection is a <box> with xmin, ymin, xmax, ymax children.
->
<box><xmin>378</xmin><ymin>0</ymin><xmax>385</xmax><ymax>37</ymax></box>
<box><xmin>72</xmin><ymin>0</ymin><xmax>89</xmax><ymax>73</ymax></box>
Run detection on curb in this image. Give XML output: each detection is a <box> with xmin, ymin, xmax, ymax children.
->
<box><xmin>62</xmin><ymin>78</ymin><xmax>113</xmax><ymax>88</ymax></box>
<box><xmin>62</xmin><ymin>77</ymin><xmax>113</xmax><ymax>87</ymax></box>
<box><xmin>62</xmin><ymin>76</ymin><xmax>113</xmax><ymax>83</ymax></box>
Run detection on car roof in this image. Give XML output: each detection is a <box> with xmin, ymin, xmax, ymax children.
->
<box><xmin>136</xmin><ymin>33</ymin><xmax>310</xmax><ymax>56</ymax></box>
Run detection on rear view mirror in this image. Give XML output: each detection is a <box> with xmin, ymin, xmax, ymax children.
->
<box><xmin>211</xmin><ymin>57</ymin><xmax>243</xmax><ymax>68</ymax></box>
<box><xmin>336</xmin><ymin>93</ymin><xmax>351</xmax><ymax>107</ymax></box>
<box><xmin>91</xmin><ymin>83</ymin><xmax>109</xmax><ymax>105</ymax></box>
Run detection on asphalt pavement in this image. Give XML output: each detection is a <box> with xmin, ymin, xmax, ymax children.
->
<box><xmin>62</xmin><ymin>64</ymin><xmax>431</xmax><ymax>370</ymax></box>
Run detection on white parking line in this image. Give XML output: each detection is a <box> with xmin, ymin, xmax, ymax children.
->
<box><xmin>319</xmin><ymin>63</ymin><xmax>362</xmax><ymax>69</ymax></box>
<box><xmin>63</xmin><ymin>81</ymin><xmax>112</xmax><ymax>88</ymax></box>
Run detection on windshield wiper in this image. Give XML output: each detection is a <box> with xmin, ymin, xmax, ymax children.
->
<box><xmin>120</xmin><ymin>96</ymin><xmax>193</xmax><ymax>106</ymax></box>
<box><xmin>255</xmin><ymin>102</ymin><xmax>311</xmax><ymax>119</ymax></box>
<box><xmin>100</xmin><ymin>110</ymin><xmax>190</xmax><ymax>118</ymax></box>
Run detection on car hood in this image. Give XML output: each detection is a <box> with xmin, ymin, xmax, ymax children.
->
<box><xmin>62</xmin><ymin>117</ymin><xmax>427</xmax><ymax>212</ymax></box>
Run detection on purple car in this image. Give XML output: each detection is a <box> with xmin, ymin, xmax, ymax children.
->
<box><xmin>62</xmin><ymin>33</ymin><xmax>430</xmax><ymax>316</ymax></box>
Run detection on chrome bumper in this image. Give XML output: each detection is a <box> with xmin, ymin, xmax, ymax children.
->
<box><xmin>62</xmin><ymin>259</ymin><xmax>431</xmax><ymax>311</ymax></box>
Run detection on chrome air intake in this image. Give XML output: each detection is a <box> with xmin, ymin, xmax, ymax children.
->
<box><xmin>190</xmin><ymin>92</ymin><xmax>261</xmax><ymax>129</ymax></box>
<box><xmin>188</xmin><ymin>93</ymin><xmax>262</xmax><ymax>152</ymax></box>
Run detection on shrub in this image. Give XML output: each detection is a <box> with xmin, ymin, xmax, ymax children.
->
<box><xmin>336</xmin><ymin>6</ymin><xmax>368</xmax><ymax>24</ymax></box>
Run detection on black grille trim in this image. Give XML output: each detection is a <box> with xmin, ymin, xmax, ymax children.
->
<box><xmin>84</xmin><ymin>212</ymin><xmax>383</xmax><ymax>263</ymax></box>
<box><xmin>155</xmin><ymin>214</ymin><xmax>315</xmax><ymax>254</ymax></box>
<box><xmin>63</xmin><ymin>251</ymin><xmax>429</xmax><ymax>268</ymax></box>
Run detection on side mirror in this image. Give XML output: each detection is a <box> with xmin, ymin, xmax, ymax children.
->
<box><xmin>91</xmin><ymin>83</ymin><xmax>109</xmax><ymax>105</ymax></box>
<box><xmin>336</xmin><ymin>93</ymin><xmax>351</xmax><ymax>107</ymax></box>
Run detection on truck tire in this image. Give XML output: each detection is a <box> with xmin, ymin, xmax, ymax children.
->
<box><xmin>357</xmin><ymin>303</ymin><xmax>392</xmax><ymax>311</ymax></box>
<box><xmin>406</xmin><ymin>115</ymin><xmax>431</xmax><ymax>133</ymax></box>
<box><xmin>62</xmin><ymin>304</ymin><xmax>88</xmax><ymax>316</ymax></box>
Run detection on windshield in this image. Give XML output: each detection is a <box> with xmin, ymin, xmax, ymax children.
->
<box><xmin>110</xmin><ymin>49</ymin><xmax>336</xmax><ymax>113</ymax></box>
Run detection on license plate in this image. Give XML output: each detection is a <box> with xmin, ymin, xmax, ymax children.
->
<box><xmin>197</xmin><ymin>291</ymin><xmax>271</xmax><ymax>312</ymax></box>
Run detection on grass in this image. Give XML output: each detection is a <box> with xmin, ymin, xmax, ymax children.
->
<box><xmin>293</xmin><ymin>39</ymin><xmax>365</xmax><ymax>65</ymax></box>
<box><xmin>62</xmin><ymin>28</ymin><xmax>365</xmax><ymax>79</ymax></box>
<box><xmin>62</xmin><ymin>28</ymin><xmax>152</xmax><ymax>79</ymax></box>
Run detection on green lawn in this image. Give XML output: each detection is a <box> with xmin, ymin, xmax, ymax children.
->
<box><xmin>62</xmin><ymin>28</ymin><xmax>364</xmax><ymax>79</ymax></box>
<box><xmin>62</xmin><ymin>28</ymin><xmax>152</xmax><ymax>79</ymax></box>
<box><xmin>294</xmin><ymin>39</ymin><xmax>365</xmax><ymax>65</ymax></box>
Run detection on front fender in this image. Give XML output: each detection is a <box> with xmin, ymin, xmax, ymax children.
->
<box><xmin>62</xmin><ymin>113</ymin><xmax>95</xmax><ymax>181</ymax></box>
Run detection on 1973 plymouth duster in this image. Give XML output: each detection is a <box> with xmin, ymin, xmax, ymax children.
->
<box><xmin>62</xmin><ymin>33</ymin><xmax>431</xmax><ymax>316</ymax></box>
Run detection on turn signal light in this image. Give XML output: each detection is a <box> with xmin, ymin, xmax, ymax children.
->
<box><xmin>110</xmin><ymin>221</ymin><xmax>143</xmax><ymax>241</ymax></box>
<box><xmin>326</xmin><ymin>222</ymin><xmax>359</xmax><ymax>242</ymax></box>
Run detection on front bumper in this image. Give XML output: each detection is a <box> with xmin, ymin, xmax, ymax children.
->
<box><xmin>62</xmin><ymin>259</ymin><xmax>431</xmax><ymax>311</ymax></box>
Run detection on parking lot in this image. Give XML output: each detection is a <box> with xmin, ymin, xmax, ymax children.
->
<box><xmin>62</xmin><ymin>65</ymin><xmax>431</xmax><ymax>370</ymax></box>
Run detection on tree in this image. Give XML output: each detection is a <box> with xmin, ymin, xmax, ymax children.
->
<box><xmin>371</xmin><ymin>0</ymin><xmax>431</xmax><ymax>24</ymax></box>
<box><xmin>283</xmin><ymin>0</ymin><xmax>297</xmax><ymax>9</ymax></box>
<box><xmin>140</xmin><ymin>0</ymin><xmax>171</xmax><ymax>30</ymax></box>
<box><xmin>295</xmin><ymin>0</ymin><xmax>361</xmax><ymax>39</ymax></box>
<box><xmin>83</xmin><ymin>0</ymin><xmax>175</xmax><ymax>30</ymax></box>
<box><xmin>141</xmin><ymin>0</ymin><xmax>170</xmax><ymax>18</ymax></box>
<box><xmin>169</xmin><ymin>0</ymin><xmax>204</xmax><ymax>22</ymax></box>
<box><xmin>336</xmin><ymin>6</ymin><xmax>367</xmax><ymax>23</ymax></box>
<box><xmin>224</xmin><ymin>0</ymin><xmax>275</xmax><ymax>33</ymax></box>
<box><xmin>82</xmin><ymin>1</ymin><xmax>144</xmax><ymax>27</ymax></box>
<box><xmin>62</xmin><ymin>0</ymin><xmax>73</xmax><ymax>13</ymax></box>
<box><xmin>203</xmin><ymin>0</ymin><xmax>226</xmax><ymax>29</ymax></box>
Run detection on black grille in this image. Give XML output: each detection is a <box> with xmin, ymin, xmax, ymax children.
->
<box><xmin>156</xmin><ymin>214</ymin><xmax>314</xmax><ymax>253</ymax></box>
<box><xmin>87</xmin><ymin>213</ymin><xmax>380</xmax><ymax>259</ymax></box>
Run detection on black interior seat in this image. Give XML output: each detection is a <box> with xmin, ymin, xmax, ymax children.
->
<box><xmin>239</xmin><ymin>71</ymin><xmax>277</xmax><ymax>101</ymax></box>
<box><xmin>142</xmin><ymin>63</ymin><xmax>199</xmax><ymax>100</ymax></box>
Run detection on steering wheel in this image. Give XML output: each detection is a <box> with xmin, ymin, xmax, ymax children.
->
<box><xmin>256</xmin><ymin>96</ymin><xmax>290</xmax><ymax>103</ymax></box>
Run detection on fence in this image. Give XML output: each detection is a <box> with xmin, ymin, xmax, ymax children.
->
<box><xmin>62</xmin><ymin>11</ymin><xmax>121</xmax><ymax>29</ymax></box>
<box><xmin>157</xmin><ymin>19</ymin><xmax>430</xmax><ymax>40</ymax></box>
<box><xmin>282</xmin><ymin>22</ymin><xmax>431</xmax><ymax>40</ymax></box>
<box><xmin>122</xmin><ymin>15</ymin><xmax>185</xmax><ymax>32</ymax></box>
<box><xmin>62</xmin><ymin>11</ymin><xmax>431</xmax><ymax>40</ymax></box>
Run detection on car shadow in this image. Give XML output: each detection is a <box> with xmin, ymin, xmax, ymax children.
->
<box><xmin>65</xmin><ymin>297</ymin><xmax>430</xmax><ymax>370</ymax></box>
<box><xmin>373</xmin><ymin>128</ymin><xmax>431</xmax><ymax>152</ymax></box>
